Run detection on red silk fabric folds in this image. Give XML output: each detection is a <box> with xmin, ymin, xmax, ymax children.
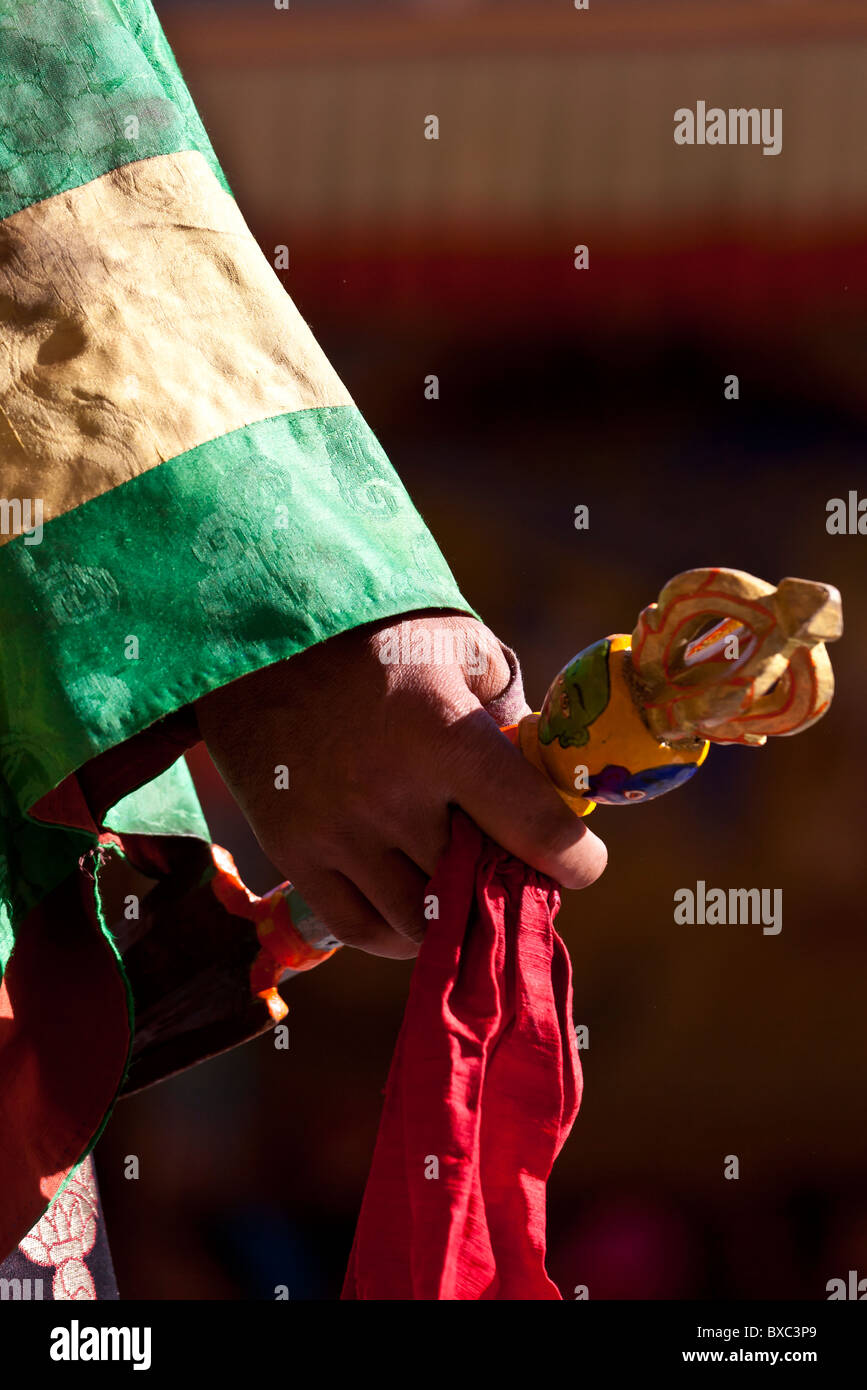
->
<box><xmin>343</xmin><ymin>811</ymin><xmax>582</xmax><ymax>1300</ymax></box>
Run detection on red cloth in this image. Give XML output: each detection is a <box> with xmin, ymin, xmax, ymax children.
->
<box><xmin>342</xmin><ymin>811</ymin><xmax>582</xmax><ymax>1300</ymax></box>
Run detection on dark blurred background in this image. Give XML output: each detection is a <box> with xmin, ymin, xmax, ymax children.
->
<box><xmin>98</xmin><ymin>0</ymin><xmax>867</xmax><ymax>1299</ymax></box>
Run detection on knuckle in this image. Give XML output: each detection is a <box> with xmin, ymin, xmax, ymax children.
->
<box><xmin>378</xmin><ymin>892</ymin><xmax>426</xmax><ymax>945</ymax></box>
<box><xmin>526</xmin><ymin>809</ymin><xmax>605</xmax><ymax>884</ymax></box>
<box><xmin>527</xmin><ymin>805</ymin><xmax>578</xmax><ymax>854</ymax></box>
<box><xmin>434</xmin><ymin>710</ymin><xmax>500</xmax><ymax>785</ymax></box>
<box><xmin>392</xmin><ymin>916</ymin><xmax>426</xmax><ymax>945</ymax></box>
<box><xmin>326</xmin><ymin>916</ymin><xmax>375</xmax><ymax>949</ymax></box>
<box><xmin>558</xmin><ymin>833</ymin><xmax>608</xmax><ymax>890</ymax></box>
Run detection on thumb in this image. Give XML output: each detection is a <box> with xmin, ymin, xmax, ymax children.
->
<box><xmin>463</xmin><ymin>626</ymin><xmax>531</xmax><ymax>727</ymax></box>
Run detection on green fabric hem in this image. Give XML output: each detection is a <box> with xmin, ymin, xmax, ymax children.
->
<box><xmin>104</xmin><ymin>757</ymin><xmax>211</xmax><ymax>840</ymax></box>
<box><xmin>0</xmin><ymin>759</ymin><xmax>208</xmax><ymax>978</ymax></box>
<box><xmin>0</xmin><ymin>404</ymin><xmax>478</xmax><ymax>817</ymax></box>
<box><xmin>0</xmin><ymin>791</ymin><xmax>94</xmax><ymax>976</ymax></box>
<box><xmin>0</xmin><ymin>0</ymin><xmax>229</xmax><ymax>220</ymax></box>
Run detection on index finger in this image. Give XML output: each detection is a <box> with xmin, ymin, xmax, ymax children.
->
<box><xmin>440</xmin><ymin>702</ymin><xmax>608</xmax><ymax>889</ymax></box>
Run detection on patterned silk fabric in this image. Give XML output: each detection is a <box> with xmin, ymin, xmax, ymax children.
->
<box><xmin>0</xmin><ymin>1159</ymin><xmax>118</xmax><ymax>1301</ymax></box>
<box><xmin>0</xmin><ymin>0</ymin><xmax>474</xmax><ymax>1268</ymax></box>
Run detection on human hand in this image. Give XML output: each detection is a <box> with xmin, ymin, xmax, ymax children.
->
<box><xmin>195</xmin><ymin>613</ymin><xmax>607</xmax><ymax>959</ymax></box>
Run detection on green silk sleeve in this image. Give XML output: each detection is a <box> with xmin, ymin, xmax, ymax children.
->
<box><xmin>0</xmin><ymin>0</ymin><xmax>476</xmax><ymax>819</ymax></box>
<box><xmin>0</xmin><ymin>0</ymin><xmax>479</xmax><ymax>1251</ymax></box>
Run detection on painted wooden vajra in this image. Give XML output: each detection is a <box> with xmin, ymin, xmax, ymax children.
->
<box><xmin>505</xmin><ymin>567</ymin><xmax>843</xmax><ymax>817</ymax></box>
<box><xmin>233</xmin><ymin>566</ymin><xmax>842</xmax><ymax>1009</ymax></box>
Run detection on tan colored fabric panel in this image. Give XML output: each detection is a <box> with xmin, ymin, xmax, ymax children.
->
<box><xmin>0</xmin><ymin>149</ymin><xmax>352</xmax><ymax>534</ymax></box>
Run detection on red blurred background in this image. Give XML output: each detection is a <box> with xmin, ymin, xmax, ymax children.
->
<box><xmin>98</xmin><ymin>0</ymin><xmax>867</xmax><ymax>1299</ymax></box>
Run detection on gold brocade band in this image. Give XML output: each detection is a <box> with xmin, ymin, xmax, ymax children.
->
<box><xmin>0</xmin><ymin>149</ymin><xmax>352</xmax><ymax>537</ymax></box>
